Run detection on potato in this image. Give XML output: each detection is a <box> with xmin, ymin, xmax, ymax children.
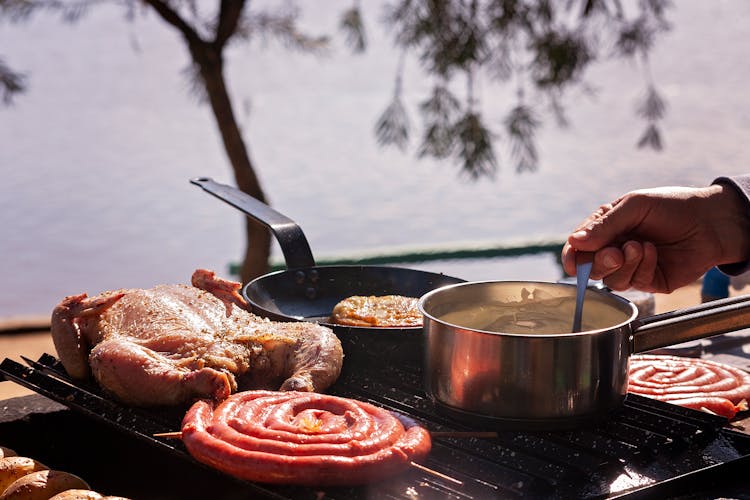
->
<box><xmin>0</xmin><ymin>448</ymin><xmax>17</xmax><ymax>460</ymax></box>
<box><xmin>0</xmin><ymin>457</ymin><xmax>48</xmax><ymax>493</ymax></box>
<box><xmin>48</xmin><ymin>488</ymin><xmax>133</xmax><ymax>500</ymax></box>
<box><xmin>0</xmin><ymin>470</ymin><xmax>89</xmax><ymax>500</ymax></box>
<box><xmin>49</xmin><ymin>489</ymin><xmax>103</xmax><ymax>500</ymax></box>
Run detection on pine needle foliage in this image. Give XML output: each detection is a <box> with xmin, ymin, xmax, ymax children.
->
<box><xmin>505</xmin><ymin>104</ymin><xmax>539</xmax><ymax>173</ymax></box>
<box><xmin>454</xmin><ymin>111</ymin><xmax>497</xmax><ymax>179</ymax></box>
<box><xmin>376</xmin><ymin>0</ymin><xmax>673</xmax><ymax>180</ymax></box>
<box><xmin>418</xmin><ymin>84</ymin><xmax>461</xmax><ymax>159</ymax></box>
<box><xmin>1</xmin><ymin>0</ymin><xmax>675</xmax><ymax>182</ymax></box>
<box><xmin>375</xmin><ymin>94</ymin><xmax>411</xmax><ymax>151</ymax></box>
<box><xmin>0</xmin><ymin>57</ymin><xmax>25</xmax><ymax>104</ymax></box>
<box><xmin>339</xmin><ymin>4</ymin><xmax>366</xmax><ymax>53</ymax></box>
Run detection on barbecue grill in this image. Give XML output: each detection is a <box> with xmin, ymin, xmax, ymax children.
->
<box><xmin>1</xmin><ymin>353</ymin><xmax>749</xmax><ymax>499</ymax></box>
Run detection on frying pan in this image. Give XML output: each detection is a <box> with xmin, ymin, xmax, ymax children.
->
<box><xmin>419</xmin><ymin>280</ymin><xmax>750</xmax><ymax>428</ymax></box>
<box><xmin>190</xmin><ymin>177</ymin><xmax>464</xmax><ymax>365</ymax></box>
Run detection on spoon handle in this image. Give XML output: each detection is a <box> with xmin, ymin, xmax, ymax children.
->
<box><xmin>572</xmin><ymin>253</ymin><xmax>594</xmax><ymax>333</ymax></box>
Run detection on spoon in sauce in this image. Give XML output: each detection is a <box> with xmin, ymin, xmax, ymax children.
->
<box><xmin>572</xmin><ymin>252</ymin><xmax>594</xmax><ymax>333</ymax></box>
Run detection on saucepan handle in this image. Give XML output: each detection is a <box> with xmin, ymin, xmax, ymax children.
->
<box><xmin>631</xmin><ymin>293</ymin><xmax>750</xmax><ymax>353</ymax></box>
<box><xmin>190</xmin><ymin>177</ymin><xmax>315</xmax><ymax>269</ymax></box>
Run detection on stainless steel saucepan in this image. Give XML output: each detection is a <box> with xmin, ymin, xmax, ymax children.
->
<box><xmin>418</xmin><ymin>280</ymin><xmax>750</xmax><ymax>428</ymax></box>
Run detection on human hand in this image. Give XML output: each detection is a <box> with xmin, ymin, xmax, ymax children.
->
<box><xmin>561</xmin><ymin>184</ymin><xmax>750</xmax><ymax>293</ymax></box>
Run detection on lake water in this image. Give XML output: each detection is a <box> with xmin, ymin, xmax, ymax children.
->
<box><xmin>1</xmin><ymin>1</ymin><xmax>749</xmax><ymax>318</ymax></box>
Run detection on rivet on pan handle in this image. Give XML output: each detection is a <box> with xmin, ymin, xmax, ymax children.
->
<box><xmin>190</xmin><ymin>177</ymin><xmax>316</xmax><ymax>270</ymax></box>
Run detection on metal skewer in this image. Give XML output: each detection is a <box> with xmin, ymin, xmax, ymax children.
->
<box><xmin>153</xmin><ymin>430</ymin><xmax>471</xmax><ymax>485</ymax></box>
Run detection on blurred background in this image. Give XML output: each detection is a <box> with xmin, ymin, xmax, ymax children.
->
<box><xmin>1</xmin><ymin>0</ymin><xmax>749</xmax><ymax>319</ymax></box>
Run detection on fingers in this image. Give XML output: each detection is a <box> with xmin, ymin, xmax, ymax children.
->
<box><xmin>561</xmin><ymin>242</ymin><xmax>577</xmax><ymax>276</ymax></box>
<box><xmin>600</xmin><ymin>241</ymin><xmax>659</xmax><ymax>291</ymax></box>
<box><xmin>562</xmin><ymin>201</ymin><xmax>623</xmax><ymax>276</ymax></box>
<box><xmin>601</xmin><ymin>241</ymin><xmax>643</xmax><ymax>290</ymax></box>
<box><xmin>567</xmin><ymin>195</ymin><xmax>646</xmax><ymax>254</ymax></box>
<box><xmin>590</xmin><ymin>247</ymin><xmax>624</xmax><ymax>280</ymax></box>
<box><xmin>563</xmin><ymin>191</ymin><xmax>660</xmax><ymax>289</ymax></box>
<box><xmin>566</xmin><ymin>207</ymin><xmax>615</xmax><ymax>250</ymax></box>
<box><xmin>561</xmin><ymin>242</ymin><xmax>623</xmax><ymax>278</ymax></box>
<box><xmin>563</xmin><ymin>240</ymin><xmax>659</xmax><ymax>292</ymax></box>
<box><xmin>631</xmin><ymin>241</ymin><xmax>658</xmax><ymax>291</ymax></box>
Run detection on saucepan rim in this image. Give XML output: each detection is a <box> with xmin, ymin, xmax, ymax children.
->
<box><xmin>418</xmin><ymin>280</ymin><xmax>639</xmax><ymax>337</ymax></box>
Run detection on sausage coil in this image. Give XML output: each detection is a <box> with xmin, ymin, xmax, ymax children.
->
<box><xmin>628</xmin><ymin>354</ymin><xmax>750</xmax><ymax>418</ymax></box>
<box><xmin>181</xmin><ymin>390</ymin><xmax>432</xmax><ymax>485</ymax></box>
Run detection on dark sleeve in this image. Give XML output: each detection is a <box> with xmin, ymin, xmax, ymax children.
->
<box><xmin>712</xmin><ymin>175</ymin><xmax>750</xmax><ymax>276</ymax></box>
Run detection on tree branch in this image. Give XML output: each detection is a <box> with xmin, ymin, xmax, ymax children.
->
<box><xmin>215</xmin><ymin>0</ymin><xmax>246</xmax><ymax>49</ymax></box>
<box><xmin>141</xmin><ymin>0</ymin><xmax>204</xmax><ymax>48</ymax></box>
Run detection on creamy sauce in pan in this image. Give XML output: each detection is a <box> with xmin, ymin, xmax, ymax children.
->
<box><xmin>437</xmin><ymin>288</ymin><xmax>631</xmax><ymax>334</ymax></box>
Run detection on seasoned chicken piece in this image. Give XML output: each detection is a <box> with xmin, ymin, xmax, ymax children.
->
<box><xmin>51</xmin><ymin>270</ymin><xmax>343</xmax><ymax>406</ymax></box>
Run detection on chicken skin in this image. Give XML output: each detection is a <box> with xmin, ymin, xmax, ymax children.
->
<box><xmin>50</xmin><ymin>269</ymin><xmax>343</xmax><ymax>406</ymax></box>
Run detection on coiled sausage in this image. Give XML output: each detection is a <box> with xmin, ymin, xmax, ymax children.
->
<box><xmin>628</xmin><ymin>354</ymin><xmax>750</xmax><ymax>418</ymax></box>
<box><xmin>181</xmin><ymin>391</ymin><xmax>432</xmax><ymax>485</ymax></box>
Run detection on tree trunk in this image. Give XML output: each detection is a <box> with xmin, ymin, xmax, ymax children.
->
<box><xmin>190</xmin><ymin>44</ymin><xmax>272</xmax><ymax>283</ymax></box>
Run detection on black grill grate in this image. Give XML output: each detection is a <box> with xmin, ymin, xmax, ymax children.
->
<box><xmin>2</xmin><ymin>353</ymin><xmax>750</xmax><ymax>499</ymax></box>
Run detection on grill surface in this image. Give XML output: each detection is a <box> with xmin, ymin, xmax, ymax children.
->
<box><xmin>2</xmin><ymin>353</ymin><xmax>750</xmax><ymax>499</ymax></box>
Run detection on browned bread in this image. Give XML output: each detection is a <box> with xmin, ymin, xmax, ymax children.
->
<box><xmin>330</xmin><ymin>295</ymin><xmax>421</xmax><ymax>327</ymax></box>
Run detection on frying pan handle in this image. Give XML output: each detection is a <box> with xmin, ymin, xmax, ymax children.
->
<box><xmin>190</xmin><ymin>177</ymin><xmax>315</xmax><ymax>269</ymax></box>
<box><xmin>631</xmin><ymin>293</ymin><xmax>750</xmax><ymax>353</ymax></box>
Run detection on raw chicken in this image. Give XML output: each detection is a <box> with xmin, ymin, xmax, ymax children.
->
<box><xmin>50</xmin><ymin>269</ymin><xmax>343</xmax><ymax>406</ymax></box>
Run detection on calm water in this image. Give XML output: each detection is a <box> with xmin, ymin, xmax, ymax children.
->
<box><xmin>1</xmin><ymin>1</ymin><xmax>749</xmax><ymax>317</ymax></box>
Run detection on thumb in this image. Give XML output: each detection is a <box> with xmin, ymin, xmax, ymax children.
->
<box><xmin>568</xmin><ymin>202</ymin><xmax>636</xmax><ymax>252</ymax></box>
